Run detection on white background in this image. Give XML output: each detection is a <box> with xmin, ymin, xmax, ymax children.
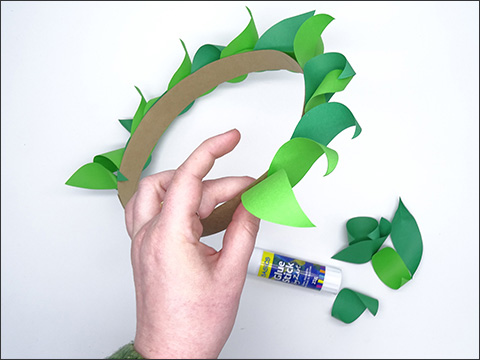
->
<box><xmin>1</xmin><ymin>1</ymin><xmax>478</xmax><ymax>358</ymax></box>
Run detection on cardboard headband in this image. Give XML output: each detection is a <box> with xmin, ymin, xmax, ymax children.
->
<box><xmin>66</xmin><ymin>8</ymin><xmax>361</xmax><ymax>236</ymax></box>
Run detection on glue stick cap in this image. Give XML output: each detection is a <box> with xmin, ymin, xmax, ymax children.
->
<box><xmin>322</xmin><ymin>266</ymin><xmax>342</xmax><ymax>294</ymax></box>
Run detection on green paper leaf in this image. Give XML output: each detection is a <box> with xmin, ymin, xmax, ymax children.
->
<box><xmin>241</xmin><ymin>169</ymin><xmax>315</xmax><ymax>228</ymax></box>
<box><xmin>66</xmin><ymin>162</ymin><xmax>117</xmax><ymax>190</ymax></box>
<box><xmin>304</xmin><ymin>68</ymin><xmax>353</xmax><ymax>113</ymax></box>
<box><xmin>379</xmin><ymin>217</ymin><xmax>392</xmax><ymax>237</ymax></box>
<box><xmin>372</xmin><ymin>247</ymin><xmax>412</xmax><ymax>290</ymax></box>
<box><xmin>191</xmin><ymin>44</ymin><xmax>225</xmax><ymax>96</ymax></box>
<box><xmin>303</xmin><ymin>53</ymin><xmax>355</xmax><ymax>106</ymax></box>
<box><xmin>371</xmin><ymin>235</ymin><xmax>389</xmax><ymax>254</ymax></box>
<box><xmin>346</xmin><ymin>217</ymin><xmax>379</xmax><ymax>245</ymax></box>
<box><xmin>93</xmin><ymin>148</ymin><xmax>125</xmax><ymax>172</ymax></box>
<box><xmin>267</xmin><ymin>137</ymin><xmax>338</xmax><ymax>188</ymax></box>
<box><xmin>118</xmin><ymin>119</ymin><xmax>133</xmax><ymax>133</ymax></box>
<box><xmin>340</xmin><ymin>60</ymin><xmax>356</xmax><ymax>79</ymax></box>
<box><xmin>254</xmin><ymin>10</ymin><xmax>315</xmax><ymax>53</ymax></box>
<box><xmin>144</xmin><ymin>95</ymin><xmax>162</xmax><ymax>116</ymax></box>
<box><xmin>130</xmin><ymin>86</ymin><xmax>146</xmax><ymax>135</ymax></box>
<box><xmin>332</xmin><ymin>240</ymin><xmax>375</xmax><ymax>264</ymax></box>
<box><xmin>192</xmin><ymin>44</ymin><xmax>225</xmax><ymax>73</ymax></box>
<box><xmin>291</xmin><ymin>102</ymin><xmax>361</xmax><ymax>146</ymax></box>
<box><xmin>333</xmin><ymin>216</ymin><xmax>392</xmax><ymax>264</ymax></box>
<box><xmin>331</xmin><ymin>288</ymin><xmax>379</xmax><ymax>324</ymax></box>
<box><xmin>391</xmin><ymin>198</ymin><xmax>423</xmax><ymax>276</ymax></box>
<box><xmin>168</xmin><ymin>39</ymin><xmax>192</xmax><ymax>90</ymax></box>
<box><xmin>293</xmin><ymin>14</ymin><xmax>334</xmax><ymax>68</ymax></box>
<box><xmin>220</xmin><ymin>6</ymin><xmax>258</xmax><ymax>83</ymax></box>
<box><xmin>116</xmin><ymin>170</ymin><xmax>128</xmax><ymax>182</ymax></box>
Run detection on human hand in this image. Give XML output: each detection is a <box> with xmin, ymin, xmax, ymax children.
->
<box><xmin>125</xmin><ymin>129</ymin><xmax>260</xmax><ymax>359</ymax></box>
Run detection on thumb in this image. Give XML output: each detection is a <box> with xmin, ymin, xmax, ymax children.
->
<box><xmin>218</xmin><ymin>203</ymin><xmax>260</xmax><ymax>279</ymax></box>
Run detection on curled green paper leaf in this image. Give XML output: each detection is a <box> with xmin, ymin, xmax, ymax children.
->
<box><xmin>304</xmin><ymin>68</ymin><xmax>353</xmax><ymax>113</ymax></box>
<box><xmin>331</xmin><ymin>288</ymin><xmax>379</xmax><ymax>324</ymax></box>
<box><xmin>93</xmin><ymin>148</ymin><xmax>125</xmax><ymax>172</ymax></box>
<box><xmin>241</xmin><ymin>169</ymin><xmax>314</xmax><ymax>228</ymax></box>
<box><xmin>291</xmin><ymin>102</ymin><xmax>361</xmax><ymax>145</ymax></box>
<box><xmin>347</xmin><ymin>216</ymin><xmax>380</xmax><ymax>244</ymax></box>
<box><xmin>66</xmin><ymin>162</ymin><xmax>117</xmax><ymax>190</ymax></box>
<box><xmin>254</xmin><ymin>10</ymin><xmax>315</xmax><ymax>55</ymax></box>
<box><xmin>192</xmin><ymin>44</ymin><xmax>225</xmax><ymax>73</ymax></box>
<box><xmin>168</xmin><ymin>39</ymin><xmax>192</xmax><ymax>90</ymax></box>
<box><xmin>303</xmin><ymin>53</ymin><xmax>355</xmax><ymax>108</ymax></box>
<box><xmin>130</xmin><ymin>86</ymin><xmax>146</xmax><ymax>135</ymax></box>
<box><xmin>220</xmin><ymin>6</ymin><xmax>258</xmax><ymax>83</ymax></box>
<box><xmin>293</xmin><ymin>14</ymin><xmax>334</xmax><ymax>69</ymax></box>
<box><xmin>167</xmin><ymin>40</ymin><xmax>195</xmax><ymax>114</ymax></box>
<box><xmin>267</xmin><ymin>137</ymin><xmax>338</xmax><ymax>187</ymax></box>
<box><xmin>191</xmin><ymin>44</ymin><xmax>225</xmax><ymax>96</ymax></box>
<box><xmin>372</xmin><ymin>247</ymin><xmax>412</xmax><ymax>290</ymax></box>
<box><xmin>391</xmin><ymin>198</ymin><xmax>423</xmax><ymax>276</ymax></box>
<box><xmin>332</xmin><ymin>217</ymin><xmax>391</xmax><ymax>264</ymax></box>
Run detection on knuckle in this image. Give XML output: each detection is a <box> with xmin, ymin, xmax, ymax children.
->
<box><xmin>137</xmin><ymin>175</ymin><xmax>155</xmax><ymax>189</ymax></box>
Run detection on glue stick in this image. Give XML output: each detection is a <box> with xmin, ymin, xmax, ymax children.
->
<box><xmin>247</xmin><ymin>247</ymin><xmax>342</xmax><ymax>294</ymax></box>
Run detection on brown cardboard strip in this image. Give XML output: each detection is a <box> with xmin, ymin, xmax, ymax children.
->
<box><xmin>118</xmin><ymin>50</ymin><xmax>303</xmax><ymax>236</ymax></box>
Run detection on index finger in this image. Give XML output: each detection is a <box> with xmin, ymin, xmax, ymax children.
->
<box><xmin>162</xmin><ymin>129</ymin><xmax>241</xmax><ymax>222</ymax></box>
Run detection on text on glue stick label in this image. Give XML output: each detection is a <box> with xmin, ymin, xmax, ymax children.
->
<box><xmin>258</xmin><ymin>251</ymin><xmax>326</xmax><ymax>291</ymax></box>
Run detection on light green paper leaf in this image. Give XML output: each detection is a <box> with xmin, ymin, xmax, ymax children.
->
<box><xmin>372</xmin><ymin>247</ymin><xmax>412</xmax><ymax>290</ymax></box>
<box><xmin>293</xmin><ymin>14</ymin><xmax>334</xmax><ymax>69</ymax></box>
<box><xmin>304</xmin><ymin>68</ymin><xmax>353</xmax><ymax>113</ymax></box>
<box><xmin>254</xmin><ymin>10</ymin><xmax>315</xmax><ymax>53</ymax></box>
<box><xmin>291</xmin><ymin>102</ymin><xmax>361</xmax><ymax>145</ymax></box>
<box><xmin>93</xmin><ymin>148</ymin><xmax>125</xmax><ymax>172</ymax></box>
<box><xmin>130</xmin><ymin>86</ymin><xmax>146</xmax><ymax>135</ymax></box>
<box><xmin>303</xmin><ymin>53</ymin><xmax>354</xmax><ymax>106</ymax></box>
<box><xmin>144</xmin><ymin>95</ymin><xmax>162</xmax><ymax>116</ymax></box>
<box><xmin>241</xmin><ymin>169</ymin><xmax>314</xmax><ymax>228</ymax></box>
<box><xmin>168</xmin><ymin>39</ymin><xmax>192</xmax><ymax>91</ymax></box>
<box><xmin>267</xmin><ymin>137</ymin><xmax>338</xmax><ymax>188</ymax></box>
<box><xmin>391</xmin><ymin>198</ymin><xmax>423</xmax><ymax>276</ymax></box>
<box><xmin>66</xmin><ymin>162</ymin><xmax>117</xmax><ymax>190</ymax></box>
<box><xmin>220</xmin><ymin>6</ymin><xmax>258</xmax><ymax>83</ymax></box>
<box><xmin>331</xmin><ymin>288</ymin><xmax>379</xmax><ymax>324</ymax></box>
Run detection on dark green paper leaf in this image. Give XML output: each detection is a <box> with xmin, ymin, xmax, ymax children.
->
<box><xmin>332</xmin><ymin>288</ymin><xmax>379</xmax><ymax>324</ymax></box>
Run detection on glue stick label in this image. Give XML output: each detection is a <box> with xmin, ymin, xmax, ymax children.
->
<box><xmin>257</xmin><ymin>251</ymin><xmax>326</xmax><ymax>291</ymax></box>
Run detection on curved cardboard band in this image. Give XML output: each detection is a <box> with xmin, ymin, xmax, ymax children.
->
<box><xmin>118</xmin><ymin>50</ymin><xmax>303</xmax><ymax>236</ymax></box>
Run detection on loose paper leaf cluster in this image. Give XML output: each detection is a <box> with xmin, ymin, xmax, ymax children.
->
<box><xmin>333</xmin><ymin>199</ymin><xmax>423</xmax><ymax>290</ymax></box>
<box><xmin>330</xmin><ymin>199</ymin><xmax>422</xmax><ymax>324</ymax></box>
<box><xmin>66</xmin><ymin>8</ymin><xmax>361</xmax><ymax>231</ymax></box>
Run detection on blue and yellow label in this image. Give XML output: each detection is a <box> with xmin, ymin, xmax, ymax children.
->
<box><xmin>258</xmin><ymin>251</ymin><xmax>326</xmax><ymax>291</ymax></box>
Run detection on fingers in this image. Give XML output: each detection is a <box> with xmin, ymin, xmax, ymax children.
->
<box><xmin>125</xmin><ymin>170</ymin><xmax>175</xmax><ymax>239</ymax></box>
<box><xmin>197</xmin><ymin>176</ymin><xmax>255</xmax><ymax>219</ymax></box>
<box><xmin>218</xmin><ymin>203</ymin><xmax>260</xmax><ymax>277</ymax></box>
<box><xmin>163</xmin><ymin>129</ymin><xmax>241</xmax><ymax>222</ymax></box>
